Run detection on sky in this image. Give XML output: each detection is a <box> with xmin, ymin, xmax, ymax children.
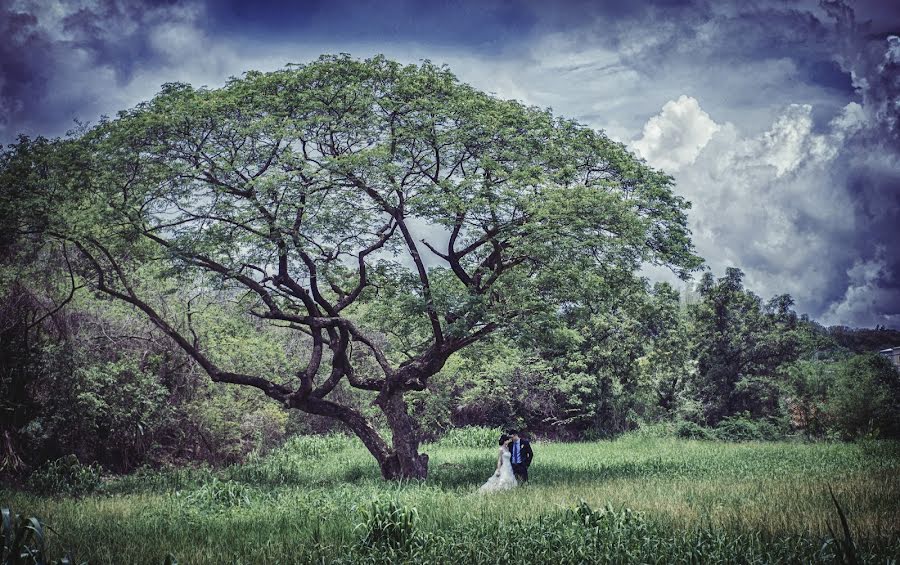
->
<box><xmin>1</xmin><ymin>0</ymin><xmax>899</xmax><ymax>328</ymax></box>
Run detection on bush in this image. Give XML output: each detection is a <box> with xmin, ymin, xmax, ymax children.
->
<box><xmin>104</xmin><ymin>464</ymin><xmax>215</xmax><ymax>495</ymax></box>
<box><xmin>714</xmin><ymin>415</ymin><xmax>761</xmax><ymax>441</ymax></box>
<box><xmin>222</xmin><ymin>433</ymin><xmax>359</xmax><ymax>485</ymax></box>
<box><xmin>25</xmin><ymin>455</ymin><xmax>102</xmax><ymax>497</ymax></box>
<box><xmin>571</xmin><ymin>500</ymin><xmax>647</xmax><ymax>536</ymax></box>
<box><xmin>180</xmin><ymin>477</ymin><xmax>259</xmax><ymax>511</ymax></box>
<box><xmin>713</xmin><ymin>413</ymin><xmax>784</xmax><ymax>442</ymax></box>
<box><xmin>436</xmin><ymin>426</ymin><xmax>504</xmax><ymax>449</ymax></box>
<box><xmin>675</xmin><ymin>420</ymin><xmax>713</xmax><ymax>440</ymax></box>
<box><xmin>785</xmin><ymin>360</ymin><xmax>834</xmax><ymax>437</ymax></box>
<box><xmin>625</xmin><ymin>421</ymin><xmax>677</xmax><ymax>440</ymax></box>
<box><xmin>752</xmin><ymin>418</ymin><xmax>785</xmax><ymax>441</ymax></box>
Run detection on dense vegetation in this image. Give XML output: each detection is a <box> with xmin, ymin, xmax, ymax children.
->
<box><xmin>3</xmin><ymin>239</ymin><xmax>898</xmax><ymax>481</ymax></box>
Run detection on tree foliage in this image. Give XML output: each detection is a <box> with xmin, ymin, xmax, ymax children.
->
<box><xmin>688</xmin><ymin>268</ymin><xmax>803</xmax><ymax>425</ymax></box>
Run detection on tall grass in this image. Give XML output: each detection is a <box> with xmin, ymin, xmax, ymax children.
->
<box><xmin>434</xmin><ymin>426</ymin><xmax>505</xmax><ymax>449</ymax></box>
<box><xmin>2</xmin><ymin>436</ymin><xmax>898</xmax><ymax>563</ymax></box>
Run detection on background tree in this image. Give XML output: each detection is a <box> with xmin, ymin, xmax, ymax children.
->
<box><xmin>688</xmin><ymin>268</ymin><xmax>803</xmax><ymax>425</ymax></box>
<box><xmin>825</xmin><ymin>354</ymin><xmax>900</xmax><ymax>439</ymax></box>
<box><xmin>3</xmin><ymin>55</ymin><xmax>701</xmax><ymax>479</ymax></box>
<box><xmin>637</xmin><ymin>283</ymin><xmax>695</xmax><ymax>419</ymax></box>
<box><xmin>534</xmin><ymin>280</ymin><xmax>686</xmax><ymax>435</ymax></box>
<box><xmin>826</xmin><ymin>326</ymin><xmax>900</xmax><ymax>353</ymax></box>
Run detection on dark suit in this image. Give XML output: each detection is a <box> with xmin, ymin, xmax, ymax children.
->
<box><xmin>510</xmin><ymin>439</ymin><xmax>533</xmax><ymax>482</ymax></box>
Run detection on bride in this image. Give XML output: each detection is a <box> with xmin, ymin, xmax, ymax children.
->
<box><xmin>478</xmin><ymin>434</ymin><xmax>518</xmax><ymax>493</ymax></box>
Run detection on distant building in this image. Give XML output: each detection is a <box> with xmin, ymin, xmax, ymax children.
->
<box><xmin>879</xmin><ymin>347</ymin><xmax>900</xmax><ymax>369</ymax></box>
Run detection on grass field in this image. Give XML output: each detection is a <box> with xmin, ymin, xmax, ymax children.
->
<box><xmin>3</xmin><ymin>435</ymin><xmax>899</xmax><ymax>564</ymax></box>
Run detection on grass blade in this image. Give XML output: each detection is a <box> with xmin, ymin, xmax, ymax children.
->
<box><xmin>828</xmin><ymin>485</ymin><xmax>858</xmax><ymax>565</ymax></box>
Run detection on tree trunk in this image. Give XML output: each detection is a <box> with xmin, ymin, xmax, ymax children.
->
<box><xmin>294</xmin><ymin>394</ymin><xmax>427</xmax><ymax>480</ymax></box>
<box><xmin>376</xmin><ymin>391</ymin><xmax>429</xmax><ymax>480</ymax></box>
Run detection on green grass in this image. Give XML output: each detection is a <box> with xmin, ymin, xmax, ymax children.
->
<box><xmin>3</xmin><ymin>436</ymin><xmax>899</xmax><ymax>563</ymax></box>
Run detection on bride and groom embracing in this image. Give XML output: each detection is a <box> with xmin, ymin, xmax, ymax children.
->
<box><xmin>478</xmin><ymin>430</ymin><xmax>533</xmax><ymax>493</ymax></box>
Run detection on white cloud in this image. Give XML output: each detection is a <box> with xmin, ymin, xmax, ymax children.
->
<box><xmin>757</xmin><ymin>104</ymin><xmax>818</xmax><ymax>176</ymax></box>
<box><xmin>831</xmin><ymin>101</ymin><xmax>867</xmax><ymax>133</ymax></box>
<box><xmin>632</xmin><ymin>95</ymin><xmax>719</xmax><ymax>172</ymax></box>
<box><xmin>635</xmin><ymin>97</ymin><xmax>862</xmax><ymax>317</ymax></box>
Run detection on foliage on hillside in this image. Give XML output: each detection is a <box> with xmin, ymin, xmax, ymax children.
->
<box><xmin>3</xmin><ymin>251</ymin><xmax>899</xmax><ymax>480</ymax></box>
<box><xmin>827</xmin><ymin>326</ymin><xmax>900</xmax><ymax>353</ymax></box>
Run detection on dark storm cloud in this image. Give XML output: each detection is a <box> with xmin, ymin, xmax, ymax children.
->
<box><xmin>0</xmin><ymin>6</ymin><xmax>51</xmax><ymax>133</ymax></box>
<box><xmin>824</xmin><ymin>0</ymin><xmax>900</xmax><ymax>143</ymax></box>
<box><xmin>700</xmin><ymin>3</ymin><xmax>899</xmax><ymax>327</ymax></box>
<box><xmin>205</xmin><ymin>0</ymin><xmax>537</xmax><ymax>50</ymax></box>
<box><xmin>0</xmin><ymin>0</ymin><xmax>196</xmax><ymax>139</ymax></box>
<box><xmin>799</xmin><ymin>60</ymin><xmax>855</xmax><ymax>96</ymax></box>
<box><xmin>58</xmin><ymin>2</ymin><xmax>160</xmax><ymax>80</ymax></box>
<box><xmin>614</xmin><ymin>3</ymin><xmax>860</xmax><ymax>113</ymax></box>
<box><xmin>818</xmin><ymin>3</ymin><xmax>900</xmax><ymax>327</ymax></box>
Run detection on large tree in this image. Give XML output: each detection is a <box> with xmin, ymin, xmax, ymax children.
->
<box><xmin>2</xmin><ymin>55</ymin><xmax>701</xmax><ymax>479</ymax></box>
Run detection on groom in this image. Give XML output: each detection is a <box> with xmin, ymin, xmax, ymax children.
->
<box><xmin>507</xmin><ymin>429</ymin><xmax>533</xmax><ymax>483</ymax></box>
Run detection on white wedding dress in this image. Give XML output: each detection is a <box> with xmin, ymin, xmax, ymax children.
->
<box><xmin>478</xmin><ymin>446</ymin><xmax>518</xmax><ymax>493</ymax></box>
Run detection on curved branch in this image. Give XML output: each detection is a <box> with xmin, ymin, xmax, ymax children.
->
<box><xmin>25</xmin><ymin>242</ymin><xmax>82</xmax><ymax>332</ymax></box>
<box><xmin>336</xmin><ymin>219</ymin><xmax>397</xmax><ymax>311</ymax></box>
<box><xmin>395</xmin><ymin>215</ymin><xmax>443</xmax><ymax>344</ymax></box>
<box><xmin>71</xmin><ymin>239</ymin><xmax>292</xmax><ymax>402</ymax></box>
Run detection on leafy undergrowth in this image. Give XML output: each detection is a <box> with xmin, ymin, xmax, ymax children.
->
<box><xmin>2</xmin><ymin>436</ymin><xmax>898</xmax><ymax>564</ymax></box>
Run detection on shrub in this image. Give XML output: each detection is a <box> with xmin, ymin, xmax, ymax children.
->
<box><xmin>715</xmin><ymin>417</ymin><xmax>760</xmax><ymax>441</ymax></box>
<box><xmin>436</xmin><ymin>426</ymin><xmax>504</xmax><ymax>449</ymax></box>
<box><xmin>571</xmin><ymin>500</ymin><xmax>647</xmax><ymax>535</ymax></box>
<box><xmin>675</xmin><ymin>420</ymin><xmax>713</xmax><ymax>440</ymax></box>
<box><xmin>104</xmin><ymin>464</ymin><xmax>215</xmax><ymax>495</ymax></box>
<box><xmin>714</xmin><ymin>413</ymin><xmax>784</xmax><ymax>442</ymax></box>
<box><xmin>25</xmin><ymin>455</ymin><xmax>102</xmax><ymax>497</ymax></box>
<box><xmin>752</xmin><ymin>418</ymin><xmax>785</xmax><ymax>441</ymax></box>
<box><xmin>239</xmin><ymin>403</ymin><xmax>288</xmax><ymax>455</ymax></box>
<box><xmin>222</xmin><ymin>433</ymin><xmax>358</xmax><ymax>485</ymax></box>
<box><xmin>180</xmin><ymin>477</ymin><xmax>258</xmax><ymax>510</ymax></box>
<box><xmin>626</xmin><ymin>421</ymin><xmax>684</xmax><ymax>440</ymax></box>
<box><xmin>785</xmin><ymin>360</ymin><xmax>834</xmax><ymax>437</ymax></box>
